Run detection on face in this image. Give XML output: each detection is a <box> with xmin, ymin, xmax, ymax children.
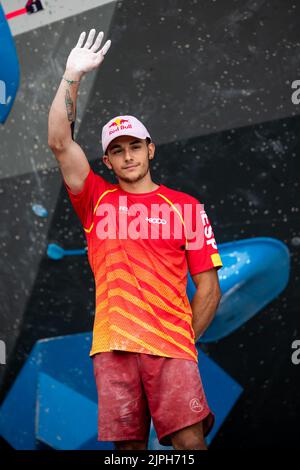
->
<box><xmin>102</xmin><ymin>135</ymin><xmax>155</xmax><ymax>184</ymax></box>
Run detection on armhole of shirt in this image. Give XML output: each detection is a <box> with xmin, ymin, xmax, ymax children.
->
<box><xmin>63</xmin><ymin>167</ymin><xmax>95</xmax><ymax>199</ymax></box>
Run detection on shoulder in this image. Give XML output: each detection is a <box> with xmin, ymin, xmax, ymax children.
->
<box><xmin>90</xmin><ymin>169</ymin><xmax>117</xmax><ymax>192</ymax></box>
<box><xmin>159</xmin><ymin>184</ymin><xmax>202</xmax><ymax>206</ymax></box>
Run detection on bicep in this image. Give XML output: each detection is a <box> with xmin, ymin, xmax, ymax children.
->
<box><xmin>52</xmin><ymin>140</ymin><xmax>90</xmax><ymax>194</ymax></box>
<box><xmin>191</xmin><ymin>268</ymin><xmax>222</xmax><ymax>296</ymax></box>
<box><xmin>185</xmin><ymin>198</ymin><xmax>223</xmax><ymax>276</ymax></box>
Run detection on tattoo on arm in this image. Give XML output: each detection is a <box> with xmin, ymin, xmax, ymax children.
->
<box><xmin>65</xmin><ymin>89</ymin><xmax>75</xmax><ymax>122</ymax></box>
<box><xmin>65</xmin><ymin>89</ymin><xmax>76</xmax><ymax>140</ymax></box>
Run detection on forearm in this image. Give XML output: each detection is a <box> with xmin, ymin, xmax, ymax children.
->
<box><xmin>191</xmin><ymin>288</ymin><xmax>221</xmax><ymax>342</ymax></box>
<box><xmin>48</xmin><ymin>29</ymin><xmax>111</xmax><ymax>148</ymax></box>
<box><xmin>48</xmin><ymin>69</ymin><xmax>82</xmax><ymax>147</ymax></box>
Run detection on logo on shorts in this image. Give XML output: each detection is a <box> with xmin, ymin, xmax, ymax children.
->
<box><xmin>189</xmin><ymin>398</ymin><xmax>204</xmax><ymax>413</ymax></box>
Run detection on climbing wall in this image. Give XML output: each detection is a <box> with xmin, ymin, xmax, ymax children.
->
<box><xmin>0</xmin><ymin>0</ymin><xmax>299</xmax><ymax>449</ymax></box>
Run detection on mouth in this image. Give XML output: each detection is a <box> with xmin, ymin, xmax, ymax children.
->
<box><xmin>123</xmin><ymin>164</ymin><xmax>139</xmax><ymax>170</ymax></box>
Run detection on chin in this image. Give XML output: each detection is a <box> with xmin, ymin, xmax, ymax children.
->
<box><xmin>122</xmin><ymin>171</ymin><xmax>144</xmax><ymax>182</ymax></box>
<box><xmin>128</xmin><ymin>175</ymin><xmax>143</xmax><ymax>183</ymax></box>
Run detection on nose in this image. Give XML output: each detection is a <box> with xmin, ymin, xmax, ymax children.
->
<box><xmin>124</xmin><ymin>148</ymin><xmax>134</xmax><ymax>161</ymax></box>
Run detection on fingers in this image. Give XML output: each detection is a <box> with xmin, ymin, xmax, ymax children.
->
<box><xmin>76</xmin><ymin>31</ymin><xmax>86</xmax><ymax>48</ymax></box>
<box><xmin>94</xmin><ymin>40</ymin><xmax>111</xmax><ymax>66</ymax></box>
<box><xmin>90</xmin><ymin>31</ymin><xmax>104</xmax><ymax>52</ymax></box>
<box><xmin>101</xmin><ymin>39</ymin><xmax>111</xmax><ymax>56</ymax></box>
<box><xmin>76</xmin><ymin>28</ymin><xmax>111</xmax><ymax>61</ymax></box>
<box><xmin>84</xmin><ymin>28</ymin><xmax>96</xmax><ymax>48</ymax></box>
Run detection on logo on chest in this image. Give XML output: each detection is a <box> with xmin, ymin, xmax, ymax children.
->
<box><xmin>145</xmin><ymin>217</ymin><xmax>167</xmax><ymax>224</ymax></box>
<box><xmin>93</xmin><ymin>198</ymin><xmax>184</xmax><ymax>242</ymax></box>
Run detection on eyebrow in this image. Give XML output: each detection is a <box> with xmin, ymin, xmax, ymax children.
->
<box><xmin>109</xmin><ymin>139</ymin><xmax>142</xmax><ymax>151</ymax></box>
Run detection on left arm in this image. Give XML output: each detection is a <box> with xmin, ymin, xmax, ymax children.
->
<box><xmin>191</xmin><ymin>268</ymin><xmax>222</xmax><ymax>342</ymax></box>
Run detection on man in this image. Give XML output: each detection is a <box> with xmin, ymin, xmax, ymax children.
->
<box><xmin>48</xmin><ymin>29</ymin><xmax>223</xmax><ymax>451</ymax></box>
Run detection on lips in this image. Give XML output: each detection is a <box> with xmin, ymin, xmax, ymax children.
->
<box><xmin>124</xmin><ymin>164</ymin><xmax>139</xmax><ymax>169</ymax></box>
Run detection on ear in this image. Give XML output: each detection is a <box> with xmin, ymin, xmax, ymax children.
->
<box><xmin>102</xmin><ymin>154</ymin><xmax>112</xmax><ymax>170</ymax></box>
<box><xmin>148</xmin><ymin>142</ymin><xmax>155</xmax><ymax>159</ymax></box>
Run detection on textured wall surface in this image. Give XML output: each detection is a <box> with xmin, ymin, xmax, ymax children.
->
<box><xmin>0</xmin><ymin>0</ymin><xmax>299</xmax><ymax>449</ymax></box>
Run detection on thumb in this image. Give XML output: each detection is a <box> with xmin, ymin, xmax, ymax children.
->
<box><xmin>94</xmin><ymin>40</ymin><xmax>111</xmax><ymax>67</ymax></box>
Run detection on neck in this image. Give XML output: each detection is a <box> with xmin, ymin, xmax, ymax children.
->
<box><xmin>117</xmin><ymin>173</ymin><xmax>159</xmax><ymax>194</ymax></box>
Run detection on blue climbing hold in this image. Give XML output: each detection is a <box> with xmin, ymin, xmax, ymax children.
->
<box><xmin>187</xmin><ymin>237</ymin><xmax>290</xmax><ymax>342</ymax></box>
<box><xmin>0</xmin><ymin>4</ymin><xmax>20</xmax><ymax>124</ymax></box>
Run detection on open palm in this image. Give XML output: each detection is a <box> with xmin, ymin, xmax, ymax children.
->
<box><xmin>66</xmin><ymin>29</ymin><xmax>111</xmax><ymax>77</ymax></box>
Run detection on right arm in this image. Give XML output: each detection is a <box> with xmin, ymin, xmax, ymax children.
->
<box><xmin>48</xmin><ymin>29</ymin><xmax>111</xmax><ymax>194</ymax></box>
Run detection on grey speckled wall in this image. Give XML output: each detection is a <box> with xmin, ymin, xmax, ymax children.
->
<box><xmin>0</xmin><ymin>0</ymin><xmax>299</xmax><ymax>449</ymax></box>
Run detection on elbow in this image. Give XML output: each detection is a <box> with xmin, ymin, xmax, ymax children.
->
<box><xmin>48</xmin><ymin>126</ymin><xmax>72</xmax><ymax>151</ymax></box>
<box><xmin>48</xmin><ymin>137</ymin><xmax>70</xmax><ymax>152</ymax></box>
<box><xmin>48</xmin><ymin>138</ymin><xmax>58</xmax><ymax>150</ymax></box>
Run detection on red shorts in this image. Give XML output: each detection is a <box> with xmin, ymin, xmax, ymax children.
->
<box><xmin>92</xmin><ymin>351</ymin><xmax>214</xmax><ymax>446</ymax></box>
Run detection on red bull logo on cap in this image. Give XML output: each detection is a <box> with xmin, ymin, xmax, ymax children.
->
<box><xmin>108</xmin><ymin>118</ymin><xmax>132</xmax><ymax>135</ymax></box>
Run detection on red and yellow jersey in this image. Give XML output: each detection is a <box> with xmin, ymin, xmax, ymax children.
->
<box><xmin>64</xmin><ymin>168</ymin><xmax>223</xmax><ymax>363</ymax></box>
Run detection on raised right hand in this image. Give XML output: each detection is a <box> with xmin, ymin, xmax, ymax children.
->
<box><xmin>65</xmin><ymin>29</ymin><xmax>111</xmax><ymax>79</ymax></box>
